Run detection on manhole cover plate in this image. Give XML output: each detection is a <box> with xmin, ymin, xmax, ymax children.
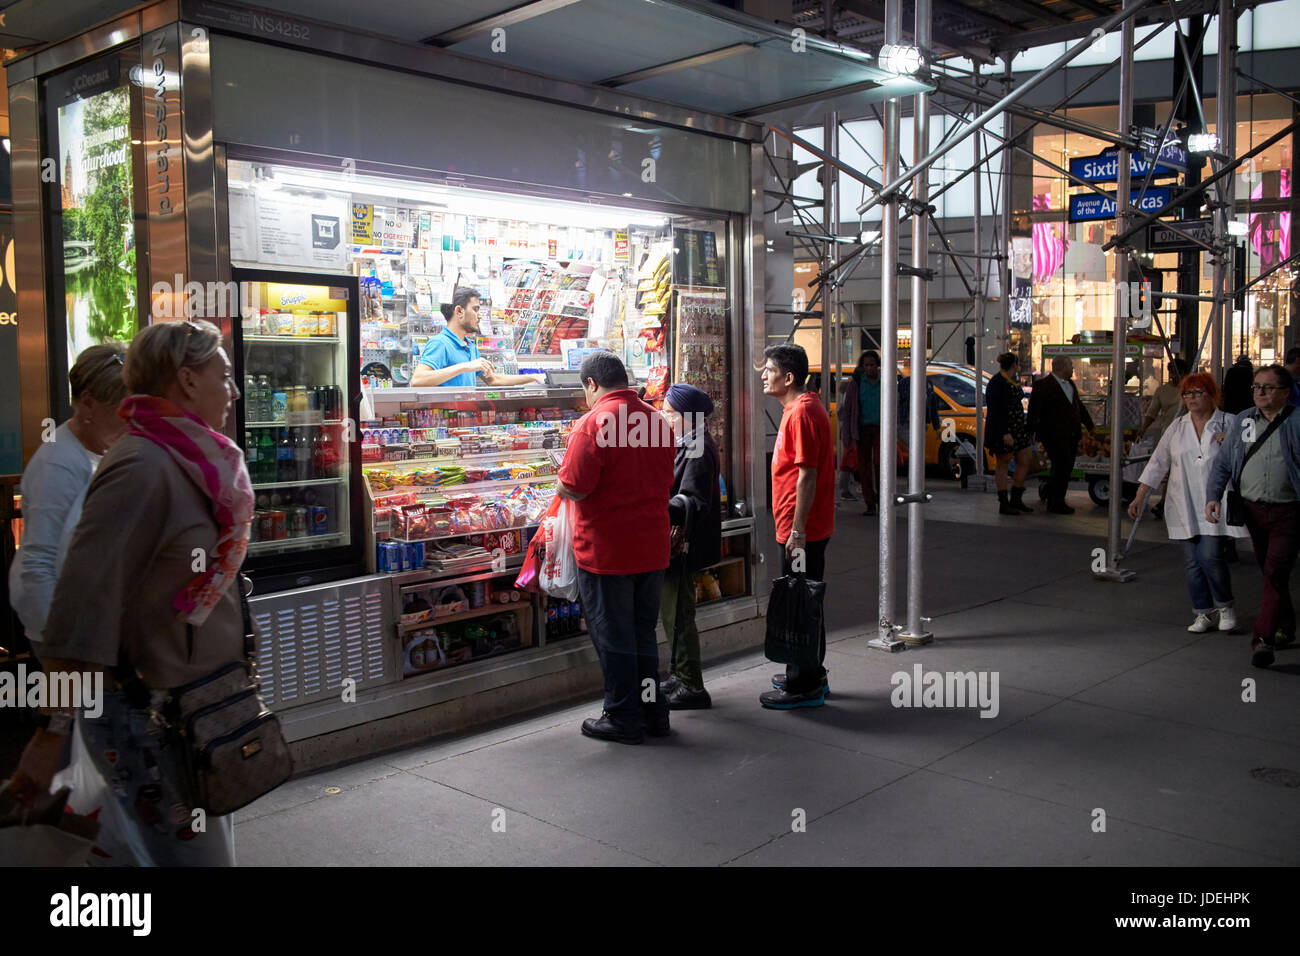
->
<box><xmin>1250</xmin><ymin>767</ymin><xmax>1300</xmax><ymax>788</ymax></box>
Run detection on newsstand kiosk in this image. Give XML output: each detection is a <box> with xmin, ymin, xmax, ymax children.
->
<box><xmin>8</xmin><ymin>0</ymin><xmax>770</xmax><ymax>766</ymax></box>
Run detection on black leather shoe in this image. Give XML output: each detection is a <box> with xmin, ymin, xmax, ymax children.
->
<box><xmin>771</xmin><ymin>673</ymin><xmax>830</xmax><ymax>696</ymax></box>
<box><xmin>658</xmin><ymin>675</ymin><xmax>681</xmax><ymax>699</ymax></box>
<box><xmin>665</xmin><ymin>683</ymin><xmax>712</xmax><ymax>710</ymax></box>
<box><xmin>644</xmin><ymin>712</ymin><xmax>671</xmax><ymax>737</ymax></box>
<box><xmin>581</xmin><ymin>712</ymin><xmax>644</xmax><ymax>744</ymax></box>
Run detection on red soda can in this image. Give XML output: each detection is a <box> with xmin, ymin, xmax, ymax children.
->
<box><xmin>270</xmin><ymin>510</ymin><xmax>287</xmax><ymax>540</ymax></box>
<box><xmin>258</xmin><ymin>511</ymin><xmax>275</xmax><ymax>541</ymax></box>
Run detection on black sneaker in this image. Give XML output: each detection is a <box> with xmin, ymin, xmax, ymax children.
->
<box><xmin>658</xmin><ymin>674</ymin><xmax>682</xmax><ymax>699</ymax></box>
<box><xmin>1251</xmin><ymin>639</ymin><xmax>1276</xmax><ymax>669</ymax></box>
<box><xmin>771</xmin><ymin>672</ymin><xmax>830</xmax><ymax>696</ymax></box>
<box><xmin>581</xmin><ymin>712</ymin><xmax>645</xmax><ymax>744</ymax></box>
<box><xmin>665</xmin><ymin>683</ymin><xmax>712</xmax><ymax>710</ymax></box>
<box><xmin>760</xmin><ymin>685</ymin><xmax>827</xmax><ymax>710</ymax></box>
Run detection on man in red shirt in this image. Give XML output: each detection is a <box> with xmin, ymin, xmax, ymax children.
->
<box><xmin>558</xmin><ymin>352</ymin><xmax>677</xmax><ymax>744</ymax></box>
<box><xmin>761</xmin><ymin>344</ymin><xmax>835</xmax><ymax>709</ymax></box>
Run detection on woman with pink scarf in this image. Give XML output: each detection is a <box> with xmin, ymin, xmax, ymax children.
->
<box><xmin>8</xmin><ymin>319</ymin><xmax>255</xmax><ymax>865</ymax></box>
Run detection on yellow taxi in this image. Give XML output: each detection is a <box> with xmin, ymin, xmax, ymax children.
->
<box><xmin>808</xmin><ymin>361</ymin><xmax>995</xmax><ymax>479</ymax></box>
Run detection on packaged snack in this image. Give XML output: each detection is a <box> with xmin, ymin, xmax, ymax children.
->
<box><xmin>396</xmin><ymin>504</ymin><xmax>431</xmax><ymax>540</ymax></box>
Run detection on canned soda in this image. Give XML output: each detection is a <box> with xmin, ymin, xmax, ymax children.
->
<box><xmin>289</xmin><ymin>506</ymin><xmax>309</xmax><ymax>538</ymax></box>
<box><xmin>309</xmin><ymin>505</ymin><xmax>330</xmax><ymax>535</ymax></box>
<box><xmin>257</xmin><ymin>511</ymin><xmax>275</xmax><ymax>541</ymax></box>
<box><xmin>376</xmin><ymin>543</ymin><xmax>390</xmax><ymax>572</ymax></box>
<box><xmin>410</xmin><ymin>541</ymin><xmax>425</xmax><ymax>568</ymax></box>
<box><xmin>385</xmin><ymin>542</ymin><xmax>402</xmax><ymax>572</ymax></box>
<box><xmin>269</xmin><ymin>510</ymin><xmax>287</xmax><ymax>540</ymax></box>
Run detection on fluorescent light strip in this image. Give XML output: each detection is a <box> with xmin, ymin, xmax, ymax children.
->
<box><xmin>261</xmin><ymin>166</ymin><xmax>669</xmax><ymax>230</ymax></box>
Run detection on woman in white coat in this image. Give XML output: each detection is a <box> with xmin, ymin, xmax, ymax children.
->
<box><xmin>1128</xmin><ymin>372</ymin><xmax>1248</xmax><ymax>632</ymax></box>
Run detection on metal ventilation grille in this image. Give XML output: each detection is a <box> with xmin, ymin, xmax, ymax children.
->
<box><xmin>251</xmin><ymin>579</ymin><xmax>393</xmax><ymax>710</ymax></box>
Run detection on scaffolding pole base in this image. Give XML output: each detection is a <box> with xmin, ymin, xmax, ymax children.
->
<box><xmin>897</xmin><ymin>630</ymin><xmax>934</xmax><ymax>645</ymax></box>
<box><xmin>867</xmin><ymin>632</ymin><xmax>907</xmax><ymax>652</ymax></box>
<box><xmin>1093</xmin><ymin>568</ymin><xmax>1137</xmax><ymax>583</ymax></box>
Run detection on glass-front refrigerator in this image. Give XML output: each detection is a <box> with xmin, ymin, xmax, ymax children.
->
<box><xmin>234</xmin><ymin>268</ymin><xmax>363</xmax><ymax>592</ymax></box>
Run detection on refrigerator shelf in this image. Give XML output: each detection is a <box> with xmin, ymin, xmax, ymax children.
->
<box><xmin>244</xmin><ymin>335</ymin><xmax>341</xmax><ymax>345</ymax></box>
<box><xmin>247</xmin><ymin>419</ymin><xmax>344</xmax><ymax>428</ymax></box>
<box><xmin>248</xmin><ymin>532</ymin><xmax>348</xmax><ymax>554</ymax></box>
<box><xmin>253</xmin><ymin>477</ymin><xmax>348</xmax><ymax>491</ymax></box>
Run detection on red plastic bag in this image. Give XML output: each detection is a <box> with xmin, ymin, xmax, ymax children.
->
<box><xmin>514</xmin><ymin>495</ymin><xmax>562</xmax><ymax>592</ymax></box>
<box><xmin>840</xmin><ymin>444</ymin><xmax>858</xmax><ymax>473</ymax></box>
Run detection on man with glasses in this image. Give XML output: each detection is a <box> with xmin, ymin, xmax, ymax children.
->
<box><xmin>1206</xmin><ymin>364</ymin><xmax>1300</xmax><ymax>668</ymax></box>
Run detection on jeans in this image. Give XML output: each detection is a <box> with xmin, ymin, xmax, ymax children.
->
<box><xmin>73</xmin><ymin>688</ymin><xmax>236</xmax><ymax>866</ymax></box>
<box><xmin>1179</xmin><ymin>535</ymin><xmax>1235</xmax><ymax>614</ymax></box>
<box><xmin>660</xmin><ymin>558</ymin><xmax>703</xmax><ymax>691</ymax></box>
<box><xmin>1243</xmin><ymin>501</ymin><xmax>1300</xmax><ymax>644</ymax></box>
<box><xmin>779</xmin><ymin>537</ymin><xmax>830</xmax><ymax>693</ymax></box>
<box><xmin>577</xmin><ymin>566</ymin><xmax>667</xmax><ymax>728</ymax></box>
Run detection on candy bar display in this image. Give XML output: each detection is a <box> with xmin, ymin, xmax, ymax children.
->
<box><xmin>673</xmin><ymin>288</ymin><xmax>729</xmax><ymax>476</ymax></box>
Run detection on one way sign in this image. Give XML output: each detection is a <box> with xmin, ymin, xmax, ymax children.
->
<box><xmin>1147</xmin><ymin>218</ymin><xmax>1215</xmax><ymax>252</ymax></box>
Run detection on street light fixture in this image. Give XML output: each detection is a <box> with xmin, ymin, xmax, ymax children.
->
<box><xmin>1188</xmin><ymin>133</ymin><xmax>1220</xmax><ymax>154</ymax></box>
<box><xmin>879</xmin><ymin>44</ymin><xmax>924</xmax><ymax>75</ymax></box>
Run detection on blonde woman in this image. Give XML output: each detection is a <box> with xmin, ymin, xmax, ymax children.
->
<box><xmin>9</xmin><ymin>343</ymin><xmax>128</xmax><ymax>651</ymax></box>
<box><xmin>10</xmin><ymin>320</ymin><xmax>252</xmax><ymax>865</ymax></box>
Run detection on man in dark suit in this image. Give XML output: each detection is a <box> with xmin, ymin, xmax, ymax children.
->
<box><xmin>1028</xmin><ymin>355</ymin><xmax>1095</xmax><ymax>515</ymax></box>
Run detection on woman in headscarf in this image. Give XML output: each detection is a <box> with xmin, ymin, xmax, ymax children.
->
<box><xmin>9</xmin><ymin>343</ymin><xmax>128</xmax><ymax>653</ymax></box>
<box><xmin>9</xmin><ymin>319</ymin><xmax>254</xmax><ymax>865</ymax></box>
<box><xmin>657</xmin><ymin>383</ymin><xmax>721</xmax><ymax>709</ymax></box>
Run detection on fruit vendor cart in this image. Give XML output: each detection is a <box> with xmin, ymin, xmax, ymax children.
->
<box><xmin>1033</xmin><ymin>340</ymin><xmax>1165</xmax><ymax>506</ymax></box>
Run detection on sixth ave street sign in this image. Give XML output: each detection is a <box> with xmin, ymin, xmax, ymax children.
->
<box><xmin>1147</xmin><ymin>218</ymin><xmax>1215</xmax><ymax>252</ymax></box>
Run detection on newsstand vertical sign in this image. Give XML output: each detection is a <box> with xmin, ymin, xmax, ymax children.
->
<box><xmin>143</xmin><ymin>25</ymin><xmax>186</xmax><ymax>321</ymax></box>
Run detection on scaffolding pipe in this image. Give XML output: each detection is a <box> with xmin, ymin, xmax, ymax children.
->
<box><xmin>902</xmin><ymin>0</ymin><xmax>933</xmax><ymax>645</ymax></box>
<box><xmin>821</xmin><ymin>113</ymin><xmax>837</xmax><ymax>411</ymax></box>
<box><xmin>876</xmin><ymin>0</ymin><xmax>903</xmax><ymax>645</ymax></box>
<box><xmin>856</xmin><ymin>0</ymin><xmax>1155</xmax><ymax>216</ymax></box>
<box><xmin>1001</xmin><ymin>59</ymin><xmax>1013</xmax><ymax>349</ymax></box>
<box><xmin>973</xmin><ymin>90</ymin><xmax>986</xmax><ymax>479</ymax></box>
<box><xmin>1215</xmin><ymin>0</ymin><xmax>1237</xmax><ymax>376</ymax></box>
<box><xmin>1104</xmin><ymin>10</ymin><xmax>1136</xmax><ymax>583</ymax></box>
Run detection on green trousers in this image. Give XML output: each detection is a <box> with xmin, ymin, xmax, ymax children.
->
<box><xmin>660</xmin><ymin>558</ymin><xmax>704</xmax><ymax>691</ymax></box>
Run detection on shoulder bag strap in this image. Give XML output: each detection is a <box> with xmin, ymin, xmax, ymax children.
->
<box><xmin>1235</xmin><ymin>406</ymin><xmax>1293</xmax><ymax>494</ymax></box>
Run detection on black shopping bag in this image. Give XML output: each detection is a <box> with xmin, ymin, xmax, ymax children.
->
<box><xmin>764</xmin><ymin>574</ymin><xmax>826</xmax><ymax>667</ymax></box>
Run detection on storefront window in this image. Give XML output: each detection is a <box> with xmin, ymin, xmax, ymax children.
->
<box><xmin>1021</xmin><ymin>93</ymin><xmax>1297</xmax><ymax>370</ymax></box>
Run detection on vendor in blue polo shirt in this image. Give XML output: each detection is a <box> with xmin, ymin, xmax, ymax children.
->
<box><xmin>410</xmin><ymin>287</ymin><xmax>546</xmax><ymax>388</ymax></box>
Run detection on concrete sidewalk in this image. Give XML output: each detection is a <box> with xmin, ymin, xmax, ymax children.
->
<box><xmin>234</xmin><ymin>486</ymin><xmax>1300</xmax><ymax>866</ymax></box>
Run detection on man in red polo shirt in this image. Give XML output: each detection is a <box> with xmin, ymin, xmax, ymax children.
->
<box><xmin>558</xmin><ymin>352</ymin><xmax>677</xmax><ymax>744</ymax></box>
<box><xmin>760</xmin><ymin>344</ymin><xmax>835</xmax><ymax>710</ymax></box>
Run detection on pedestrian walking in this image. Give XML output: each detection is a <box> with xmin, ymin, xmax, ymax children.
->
<box><xmin>558</xmin><ymin>351</ymin><xmax>676</xmax><ymax>743</ymax></box>
<box><xmin>658</xmin><ymin>383</ymin><xmax>721</xmax><ymax>710</ymax></box>
<box><xmin>984</xmin><ymin>351</ymin><xmax>1034</xmax><ymax>516</ymax></box>
<box><xmin>9</xmin><ymin>343</ymin><xmax>127</xmax><ymax>653</ymax></box>
<box><xmin>838</xmin><ymin>350</ymin><xmax>882</xmax><ymax>515</ymax></box>
<box><xmin>8</xmin><ymin>320</ymin><xmax>252</xmax><ymax>865</ymax></box>
<box><xmin>1128</xmin><ymin>373</ymin><xmax>1245</xmax><ymax>633</ymax></box>
<box><xmin>1028</xmin><ymin>355</ymin><xmax>1096</xmax><ymax>515</ymax></box>
<box><xmin>759</xmin><ymin>344</ymin><xmax>835</xmax><ymax>709</ymax></box>
<box><xmin>1206</xmin><ymin>364</ymin><xmax>1300</xmax><ymax>668</ymax></box>
<box><xmin>1221</xmin><ymin>354</ymin><xmax>1255</xmax><ymax>415</ymax></box>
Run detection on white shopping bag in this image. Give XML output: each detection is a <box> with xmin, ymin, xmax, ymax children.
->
<box><xmin>50</xmin><ymin>724</ymin><xmax>150</xmax><ymax>866</ymax></box>
<box><xmin>538</xmin><ymin>498</ymin><xmax>579</xmax><ymax>601</ymax></box>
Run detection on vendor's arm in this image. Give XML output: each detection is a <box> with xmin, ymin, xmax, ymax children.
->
<box><xmin>410</xmin><ymin>358</ymin><xmax>491</xmax><ymax>387</ymax></box>
<box><xmin>482</xmin><ymin>369</ymin><xmax>547</xmax><ymax>387</ymax></box>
